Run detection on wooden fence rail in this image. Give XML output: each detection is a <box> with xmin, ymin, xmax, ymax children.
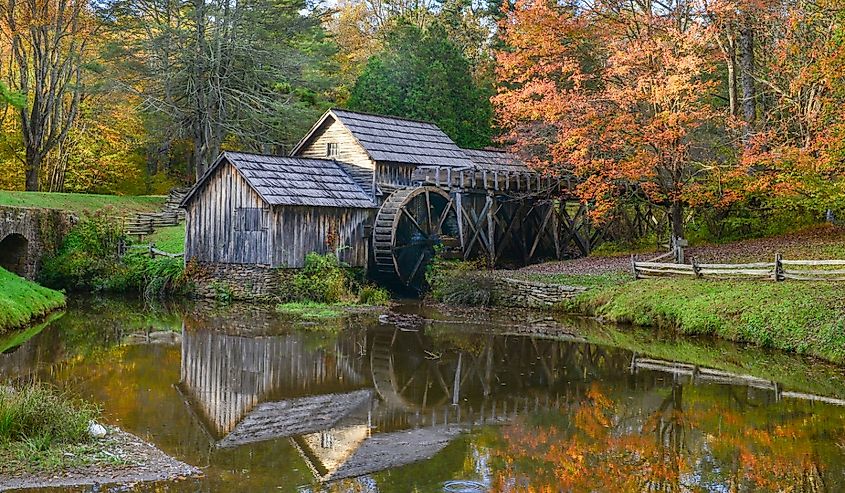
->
<box><xmin>632</xmin><ymin>254</ymin><xmax>845</xmax><ymax>281</ymax></box>
<box><xmin>127</xmin><ymin>244</ymin><xmax>184</xmax><ymax>259</ymax></box>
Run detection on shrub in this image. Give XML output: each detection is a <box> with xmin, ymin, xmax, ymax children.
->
<box><xmin>358</xmin><ymin>285</ymin><xmax>391</xmax><ymax>305</ymax></box>
<box><xmin>430</xmin><ymin>270</ymin><xmax>495</xmax><ymax>306</ymax></box>
<box><xmin>290</xmin><ymin>252</ymin><xmax>353</xmax><ymax>303</ymax></box>
<box><xmin>118</xmin><ymin>254</ymin><xmax>189</xmax><ymax>299</ymax></box>
<box><xmin>40</xmin><ymin>213</ymin><xmax>189</xmax><ymax>297</ymax></box>
<box><xmin>40</xmin><ymin>211</ymin><xmax>125</xmax><ymax>291</ymax></box>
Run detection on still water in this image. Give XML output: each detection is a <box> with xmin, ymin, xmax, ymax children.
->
<box><xmin>3</xmin><ymin>297</ymin><xmax>845</xmax><ymax>492</ymax></box>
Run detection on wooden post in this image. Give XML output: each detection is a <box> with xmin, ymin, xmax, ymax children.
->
<box><xmin>455</xmin><ymin>192</ymin><xmax>465</xmax><ymax>250</ymax></box>
<box><xmin>552</xmin><ymin>201</ymin><xmax>562</xmax><ymax>260</ymax></box>
<box><xmin>486</xmin><ymin>192</ymin><xmax>496</xmax><ymax>266</ymax></box>
<box><xmin>775</xmin><ymin>253</ymin><xmax>783</xmax><ymax>281</ymax></box>
<box><xmin>630</xmin><ymin>254</ymin><xmax>637</xmax><ymax>279</ymax></box>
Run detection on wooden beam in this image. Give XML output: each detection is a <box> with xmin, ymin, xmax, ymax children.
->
<box><xmin>528</xmin><ymin>206</ymin><xmax>555</xmax><ymax>259</ymax></box>
<box><xmin>486</xmin><ymin>193</ymin><xmax>496</xmax><ymax>265</ymax></box>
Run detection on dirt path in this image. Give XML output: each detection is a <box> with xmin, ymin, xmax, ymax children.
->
<box><xmin>520</xmin><ymin>225</ymin><xmax>845</xmax><ymax>275</ymax></box>
<box><xmin>0</xmin><ymin>428</ymin><xmax>201</xmax><ymax>491</ymax></box>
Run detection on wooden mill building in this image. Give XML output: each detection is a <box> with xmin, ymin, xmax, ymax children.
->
<box><xmin>182</xmin><ymin>108</ymin><xmax>582</xmax><ymax>293</ymax></box>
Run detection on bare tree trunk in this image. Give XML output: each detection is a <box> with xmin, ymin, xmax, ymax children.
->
<box><xmin>725</xmin><ymin>31</ymin><xmax>738</xmax><ymax>117</ymax></box>
<box><xmin>2</xmin><ymin>0</ymin><xmax>89</xmax><ymax>191</ymax></box>
<box><xmin>24</xmin><ymin>147</ymin><xmax>40</xmax><ymax>191</ymax></box>
<box><xmin>740</xmin><ymin>14</ymin><xmax>756</xmax><ymax>143</ymax></box>
<box><xmin>670</xmin><ymin>200</ymin><xmax>684</xmax><ymax>241</ymax></box>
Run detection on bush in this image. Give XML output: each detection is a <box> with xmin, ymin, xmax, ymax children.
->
<box><xmin>117</xmin><ymin>254</ymin><xmax>189</xmax><ymax>299</ymax></box>
<box><xmin>40</xmin><ymin>211</ymin><xmax>125</xmax><ymax>290</ymax></box>
<box><xmin>358</xmin><ymin>285</ymin><xmax>391</xmax><ymax>306</ymax></box>
<box><xmin>430</xmin><ymin>270</ymin><xmax>495</xmax><ymax>306</ymax></box>
<box><xmin>290</xmin><ymin>252</ymin><xmax>354</xmax><ymax>303</ymax></box>
<box><xmin>40</xmin><ymin>213</ymin><xmax>188</xmax><ymax>297</ymax></box>
<box><xmin>0</xmin><ymin>383</ymin><xmax>98</xmax><ymax>449</ymax></box>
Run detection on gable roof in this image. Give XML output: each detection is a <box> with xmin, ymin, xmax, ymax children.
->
<box><xmin>461</xmin><ymin>148</ymin><xmax>532</xmax><ymax>174</ymax></box>
<box><xmin>292</xmin><ymin>109</ymin><xmax>476</xmax><ymax>169</ymax></box>
<box><xmin>296</xmin><ymin>425</ymin><xmax>463</xmax><ymax>481</ymax></box>
<box><xmin>216</xmin><ymin>390</ymin><xmax>373</xmax><ymax>449</ymax></box>
<box><xmin>180</xmin><ymin>152</ymin><xmax>378</xmax><ymax>209</ymax></box>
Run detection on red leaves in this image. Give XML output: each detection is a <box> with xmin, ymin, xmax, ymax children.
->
<box><xmin>494</xmin><ymin>0</ymin><xmax>719</xmax><ymax>222</ymax></box>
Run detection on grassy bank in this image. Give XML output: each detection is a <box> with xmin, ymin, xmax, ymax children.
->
<box><xmin>0</xmin><ymin>268</ymin><xmax>66</xmax><ymax>333</ymax></box>
<box><xmin>0</xmin><ymin>384</ymin><xmax>112</xmax><ymax>474</ymax></box>
<box><xmin>562</xmin><ymin>278</ymin><xmax>845</xmax><ymax>364</ymax></box>
<box><xmin>0</xmin><ymin>191</ymin><xmax>164</xmax><ymax>215</ymax></box>
<box><xmin>146</xmin><ymin>224</ymin><xmax>185</xmax><ymax>254</ymax></box>
<box><xmin>40</xmin><ymin>214</ymin><xmax>188</xmax><ymax>298</ymax></box>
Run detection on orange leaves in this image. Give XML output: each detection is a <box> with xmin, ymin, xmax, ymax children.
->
<box><xmin>494</xmin><ymin>0</ymin><xmax>721</xmax><ymax>229</ymax></box>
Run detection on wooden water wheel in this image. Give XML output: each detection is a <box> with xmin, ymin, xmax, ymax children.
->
<box><xmin>373</xmin><ymin>186</ymin><xmax>460</xmax><ymax>288</ymax></box>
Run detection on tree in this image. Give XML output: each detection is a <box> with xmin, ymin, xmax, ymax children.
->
<box><xmin>105</xmin><ymin>0</ymin><xmax>337</xmax><ymax>181</ymax></box>
<box><xmin>348</xmin><ymin>21</ymin><xmax>493</xmax><ymax>148</ymax></box>
<box><xmin>494</xmin><ymin>0</ymin><xmax>721</xmax><ymax>240</ymax></box>
<box><xmin>0</xmin><ymin>0</ymin><xmax>94</xmax><ymax>190</ymax></box>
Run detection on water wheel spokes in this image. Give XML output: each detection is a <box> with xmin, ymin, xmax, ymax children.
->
<box><xmin>373</xmin><ymin>186</ymin><xmax>461</xmax><ymax>289</ymax></box>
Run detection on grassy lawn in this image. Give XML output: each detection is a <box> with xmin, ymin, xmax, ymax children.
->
<box><xmin>562</xmin><ymin>278</ymin><xmax>845</xmax><ymax>364</ymax></box>
<box><xmin>0</xmin><ymin>191</ymin><xmax>165</xmax><ymax>215</ymax></box>
<box><xmin>0</xmin><ymin>268</ymin><xmax>66</xmax><ymax>334</ymax></box>
<box><xmin>146</xmin><ymin>224</ymin><xmax>185</xmax><ymax>254</ymax></box>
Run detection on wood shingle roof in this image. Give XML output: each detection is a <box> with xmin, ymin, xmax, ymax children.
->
<box><xmin>181</xmin><ymin>152</ymin><xmax>378</xmax><ymax>209</ymax></box>
<box><xmin>320</xmin><ymin>109</ymin><xmax>476</xmax><ymax>169</ymax></box>
<box><xmin>461</xmin><ymin>148</ymin><xmax>531</xmax><ymax>173</ymax></box>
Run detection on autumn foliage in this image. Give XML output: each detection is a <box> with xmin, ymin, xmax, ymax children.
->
<box><xmin>492</xmin><ymin>383</ymin><xmax>838</xmax><ymax>492</ymax></box>
<box><xmin>494</xmin><ymin>0</ymin><xmax>845</xmax><ymax>238</ymax></box>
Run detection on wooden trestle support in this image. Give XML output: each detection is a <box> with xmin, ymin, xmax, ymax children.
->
<box><xmin>373</xmin><ymin>166</ymin><xmax>668</xmax><ymax>288</ymax></box>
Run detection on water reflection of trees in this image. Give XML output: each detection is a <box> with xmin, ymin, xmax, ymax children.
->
<box><xmin>492</xmin><ymin>382</ymin><xmax>841</xmax><ymax>492</ymax></box>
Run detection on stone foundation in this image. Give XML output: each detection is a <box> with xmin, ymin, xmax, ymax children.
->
<box><xmin>185</xmin><ymin>261</ymin><xmax>296</xmax><ymax>302</ymax></box>
<box><xmin>491</xmin><ymin>277</ymin><xmax>587</xmax><ymax>308</ymax></box>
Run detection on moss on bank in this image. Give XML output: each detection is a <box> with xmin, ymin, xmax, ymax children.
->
<box><xmin>561</xmin><ymin>278</ymin><xmax>845</xmax><ymax>364</ymax></box>
<box><xmin>0</xmin><ymin>267</ymin><xmax>66</xmax><ymax>333</ymax></box>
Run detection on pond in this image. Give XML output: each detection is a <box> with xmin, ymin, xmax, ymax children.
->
<box><xmin>3</xmin><ymin>296</ymin><xmax>845</xmax><ymax>492</ymax></box>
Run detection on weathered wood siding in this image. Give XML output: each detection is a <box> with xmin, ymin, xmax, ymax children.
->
<box><xmin>297</xmin><ymin>118</ymin><xmax>374</xmax><ymax>171</ymax></box>
<box><xmin>185</xmin><ymin>162</ymin><xmax>270</xmax><ymax>265</ymax></box>
<box><xmin>270</xmin><ymin>206</ymin><xmax>372</xmax><ymax>268</ymax></box>
<box><xmin>375</xmin><ymin>162</ymin><xmax>416</xmax><ymax>188</ymax></box>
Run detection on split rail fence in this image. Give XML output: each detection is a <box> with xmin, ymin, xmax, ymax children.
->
<box><xmin>632</xmin><ymin>254</ymin><xmax>845</xmax><ymax>281</ymax></box>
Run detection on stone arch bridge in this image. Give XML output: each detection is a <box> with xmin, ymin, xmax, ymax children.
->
<box><xmin>0</xmin><ymin>206</ymin><xmax>75</xmax><ymax>280</ymax></box>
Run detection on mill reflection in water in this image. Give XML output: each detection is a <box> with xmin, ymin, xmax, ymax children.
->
<box><xmin>2</xmin><ymin>299</ymin><xmax>845</xmax><ymax>491</ymax></box>
<box><xmin>176</xmin><ymin>315</ymin><xmax>590</xmax><ymax>482</ymax></box>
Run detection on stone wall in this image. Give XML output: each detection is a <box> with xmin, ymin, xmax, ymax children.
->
<box><xmin>491</xmin><ymin>277</ymin><xmax>587</xmax><ymax>308</ymax></box>
<box><xmin>185</xmin><ymin>261</ymin><xmax>297</xmax><ymax>302</ymax></box>
<box><xmin>0</xmin><ymin>206</ymin><xmax>76</xmax><ymax>280</ymax></box>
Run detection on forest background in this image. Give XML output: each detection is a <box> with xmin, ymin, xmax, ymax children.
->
<box><xmin>0</xmin><ymin>0</ymin><xmax>843</xmax><ymax>241</ymax></box>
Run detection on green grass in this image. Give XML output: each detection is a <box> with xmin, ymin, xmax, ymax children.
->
<box><xmin>0</xmin><ymin>267</ymin><xmax>66</xmax><ymax>333</ymax></box>
<box><xmin>276</xmin><ymin>301</ymin><xmax>346</xmax><ymax>319</ymax></box>
<box><xmin>563</xmin><ymin>278</ymin><xmax>845</xmax><ymax>364</ymax></box>
<box><xmin>145</xmin><ymin>224</ymin><xmax>185</xmax><ymax>254</ymax></box>
<box><xmin>0</xmin><ymin>191</ymin><xmax>165</xmax><ymax>215</ymax></box>
<box><xmin>0</xmin><ymin>383</ymin><xmax>117</xmax><ymax>474</ymax></box>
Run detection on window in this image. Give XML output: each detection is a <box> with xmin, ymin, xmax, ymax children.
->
<box><xmin>234</xmin><ymin>207</ymin><xmax>268</xmax><ymax>231</ymax></box>
<box><xmin>326</xmin><ymin>142</ymin><xmax>338</xmax><ymax>157</ymax></box>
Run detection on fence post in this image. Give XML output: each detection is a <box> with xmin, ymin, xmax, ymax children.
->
<box><xmin>630</xmin><ymin>254</ymin><xmax>637</xmax><ymax>279</ymax></box>
<box><xmin>775</xmin><ymin>253</ymin><xmax>783</xmax><ymax>281</ymax></box>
